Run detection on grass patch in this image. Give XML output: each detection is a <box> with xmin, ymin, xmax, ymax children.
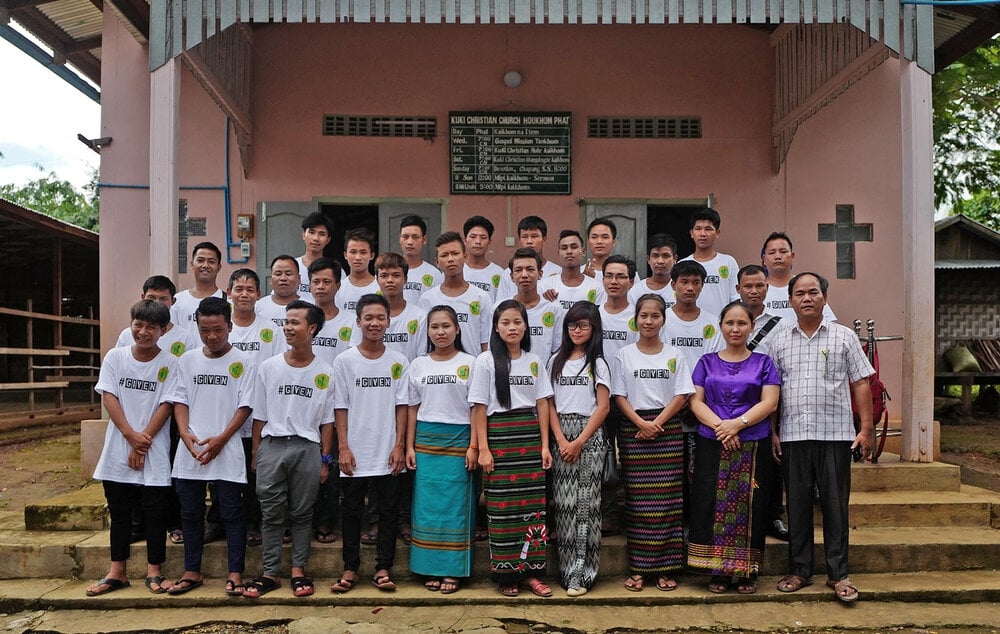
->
<box><xmin>940</xmin><ymin>423</ymin><xmax>1000</xmax><ymax>458</ymax></box>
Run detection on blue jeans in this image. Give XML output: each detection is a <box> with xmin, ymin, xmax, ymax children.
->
<box><xmin>175</xmin><ymin>478</ymin><xmax>246</xmax><ymax>573</ymax></box>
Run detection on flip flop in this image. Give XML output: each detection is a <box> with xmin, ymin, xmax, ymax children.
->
<box><xmin>330</xmin><ymin>575</ymin><xmax>357</xmax><ymax>593</ymax></box>
<box><xmin>708</xmin><ymin>575</ymin><xmax>729</xmax><ymax>594</ymax></box>
<box><xmin>398</xmin><ymin>524</ymin><xmax>413</xmax><ymax>545</ymax></box>
<box><xmin>424</xmin><ymin>579</ymin><xmax>441</xmax><ymax>591</ymax></box>
<box><xmin>440</xmin><ymin>577</ymin><xmax>459</xmax><ymax>595</ymax></box>
<box><xmin>827</xmin><ymin>577</ymin><xmax>859</xmax><ymax>603</ymax></box>
<box><xmin>656</xmin><ymin>576</ymin><xmax>678</xmax><ymax>591</ymax></box>
<box><xmin>361</xmin><ymin>526</ymin><xmax>378</xmax><ymax>545</ymax></box>
<box><xmin>291</xmin><ymin>576</ymin><xmax>315</xmax><ymax>597</ymax></box>
<box><xmin>499</xmin><ymin>583</ymin><xmax>519</xmax><ymax>597</ymax></box>
<box><xmin>225</xmin><ymin>579</ymin><xmax>245</xmax><ymax>596</ymax></box>
<box><xmin>86</xmin><ymin>577</ymin><xmax>130</xmax><ymax>597</ymax></box>
<box><xmin>145</xmin><ymin>575</ymin><xmax>169</xmax><ymax>594</ymax></box>
<box><xmin>243</xmin><ymin>576</ymin><xmax>280</xmax><ymax>598</ymax></box>
<box><xmin>314</xmin><ymin>527</ymin><xmax>337</xmax><ymax>544</ymax></box>
<box><xmin>624</xmin><ymin>574</ymin><xmax>644</xmax><ymax>592</ymax></box>
<box><xmin>246</xmin><ymin>530</ymin><xmax>262</xmax><ymax>547</ymax></box>
<box><xmin>167</xmin><ymin>577</ymin><xmax>203</xmax><ymax>595</ymax></box>
<box><xmin>372</xmin><ymin>572</ymin><xmax>397</xmax><ymax>591</ymax></box>
<box><xmin>168</xmin><ymin>529</ymin><xmax>184</xmax><ymax>544</ymax></box>
<box><xmin>737</xmin><ymin>577</ymin><xmax>758</xmax><ymax>595</ymax></box>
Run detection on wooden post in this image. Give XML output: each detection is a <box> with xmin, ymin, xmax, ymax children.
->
<box><xmin>53</xmin><ymin>236</ymin><xmax>64</xmax><ymax>409</ymax></box>
<box><xmin>26</xmin><ymin>298</ymin><xmax>34</xmax><ymax>413</ymax></box>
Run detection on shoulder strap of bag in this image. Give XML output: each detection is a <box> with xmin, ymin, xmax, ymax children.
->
<box><xmin>747</xmin><ymin>316</ymin><xmax>781</xmax><ymax>352</ymax></box>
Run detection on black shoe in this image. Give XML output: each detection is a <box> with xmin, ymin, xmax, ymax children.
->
<box><xmin>769</xmin><ymin>519</ymin><xmax>790</xmax><ymax>541</ymax></box>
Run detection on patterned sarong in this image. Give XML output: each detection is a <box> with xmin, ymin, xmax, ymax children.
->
<box><xmin>484</xmin><ymin>408</ymin><xmax>547</xmax><ymax>583</ymax></box>
<box><xmin>409</xmin><ymin>421</ymin><xmax>476</xmax><ymax>578</ymax></box>
<box><xmin>550</xmin><ymin>412</ymin><xmax>606</xmax><ymax>590</ymax></box>
<box><xmin>686</xmin><ymin>433</ymin><xmax>770</xmax><ymax>579</ymax></box>
<box><xmin>618</xmin><ymin>409</ymin><xmax>684</xmax><ymax>574</ymax></box>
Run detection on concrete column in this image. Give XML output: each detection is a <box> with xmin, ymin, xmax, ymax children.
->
<box><xmin>899</xmin><ymin>59</ymin><xmax>935</xmax><ymax>462</ymax></box>
<box><xmin>149</xmin><ymin>58</ymin><xmax>180</xmax><ymax>277</ymax></box>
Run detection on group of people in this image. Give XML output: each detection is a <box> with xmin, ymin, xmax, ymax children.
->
<box><xmin>87</xmin><ymin>208</ymin><xmax>876</xmax><ymax>605</ymax></box>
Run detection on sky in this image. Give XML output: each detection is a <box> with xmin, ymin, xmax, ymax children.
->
<box><xmin>0</xmin><ymin>25</ymin><xmax>101</xmax><ymax>192</ymax></box>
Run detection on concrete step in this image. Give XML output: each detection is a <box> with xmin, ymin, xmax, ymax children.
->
<box><xmin>4</xmin><ymin>570</ymin><xmax>1000</xmax><ymax>614</ymax></box>
<box><xmin>850</xmin><ymin>453</ymin><xmax>961</xmax><ymax>492</ymax></box>
<box><xmin>838</xmin><ymin>485</ymin><xmax>1000</xmax><ymax>528</ymax></box>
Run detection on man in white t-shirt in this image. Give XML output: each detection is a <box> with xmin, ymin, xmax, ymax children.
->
<box><xmin>497</xmin><ymin>216</ymin><xmax>562</xmax><ymax>301</ymax></box>
<box><xmin>421</xmin><ymin>232</ymin><xmax>493</xmax><ymax>353</ymax></box>
<box><xmin>540</xmin><ymin>229</ymin><xmax>605</xmax><ymax>309</ymax></box>
<box><xmin>255</xmin><ymin>256</ymin><xmax>301</xmax><ymax>329</ymax></box>
<box><xmin>351</xmin><ymin>252</ymin><xmax>427</xmax><ymax>360</ymax></box>
<box><xmin>330</xmin><ymin>294</ymin><xmax>410</xmax><ymax>593</ymax></box>
<box><xmin>662</xmin><ymin>260</ymin><xmax>725</xmax><ymax>378</ymax></box>
<box><xmin>168</xmin><ymin>297</ymin><xmax>255</xmax><ymax>596</ymax></box>
<box><xmin>335</xmin><ymin>228</ymin><xmax>380</xmax><ymax>313</ymax></box>
<box><xmin>293</xmin><ymin>212</ymin><xmax>335</xmax><ymax>304</ymax></box>
<box><xmin>399</xmin><ymin>215</ymin><xmax>443</xmax><ymax>303</ymax></box>
<box><xmin>628</xmin><ymin>233</ymin><xmax>678</xmax><ymax>309</ymax></box>
<box><xmin>115</xmin><ymin>276</ymin><xmax>199</xmax><ymax>359</ymax></box>
<box><xmin>679</xmin><ymin>208</ymin><xmax>740</xmax><ymax>319</ymax></box>
<box><xmin>463</xmin><ymin>215</ymin><xmax>506</xmax><ymax>301</ymax></box>
<box><xmin>173</xmin><ymin>242</ymin><xmax>226</xmax><ymax>334</ymax></box>
<box><xmin>760</xmin><ymin>231</ymin><xmax>837</xmax><ymax>322</ymax></box>
<box><xmin>510</xmin><ymin>248</ymin><xmax>564</xmax><ymax>355</ymax></box>
<box><xmin>246</xmin><ymin>301</ymin><xmax>335</xmax><ymax>599</ymax></box>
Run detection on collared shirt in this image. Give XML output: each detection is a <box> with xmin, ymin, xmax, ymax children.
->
<box><xmin>770</xmin><ymin>319</ymin><xmax>874</xmax><ymax>442</ymax></box>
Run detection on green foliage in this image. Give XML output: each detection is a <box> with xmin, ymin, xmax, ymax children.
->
<box><xmin>933</xmin><ymin>38</ymin><xmax>1000</xmax><ymax>229</ymax></box>
<box><xmin>0</xmin><ymin>166</ymin><xmax>99</xmax><ymax>231</ymax></box>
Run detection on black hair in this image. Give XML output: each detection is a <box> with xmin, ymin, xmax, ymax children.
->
<box><xmin>788</xmin><ymin>271</ymin><xmax>829</xmax><ymax>297</ymax></box>
<box><xmin>689</xmin><ymin>208</ymin><xmax>722</xmax><ymax>230</ymax></box>
<box><xmin>375</xmin><ymin>252</ymin><xmax>409</xmax><ymax>277</ymax></box>
<box><xmin>602</xmin><ymin>254</ymin><xmax>636</xmax><ymax>279</ymax></box>
<box><xmin>270</xmin><ymin>254</ymin><xmax>298</xmax><ymax>271</ymax></box>
<box><xmin>670</xmin><ymin>259</ymin><xmax>707</xmax><ymax>283</ymax></box>
<box><xmin>761</xmin><ymin>231</ymin><xmax>794</xmax><ymax>259</ymax></box>
<box><xmin>647</xmin><ymin>233</ymin><xmax>678</xmax><ymax>257</ymax></box>
<box><xmin>558</xmin><ymin>229</ymin><xmax>584</xmax><ymax>245</ymax></box>
<box><xmin>634</xmin><ymin>293</ymin><xmax>667</xmax><ymax>324</ymax></box>
<box><xmin>195</xmin><ymin>296</ymin><xmax>232</xmax><ymax>324</ymax></box>
<box><xmin>301</xmin><ymin>212</ymin><xmax>334</xmax><ymax>234</ymax></box>
<box><xmin>550</xmin><ymin>301</ymin><xmax>605</xmax><ymax>384</ymax></box>
<box><xmin>286</xmin><ymin>299</ymin><xmax>324</xmax><ymax>337</ymax></box>
<box><xmin>191</xmin><ymin>241</ymin><xmax>222</xmax><ymax>262</ymax></box>
<box><xmin>587</xmin><ymin>217</ymin><xmax>617</xmax><ymax>239</ymax></box>
<box><xmin>719</xmin><ymin>300</ymin><xmax>755</xmax><ymax>325</ymax></box>
<box><xmin>142</xmin><ymin>275</ymin><xmax>176</xmax><ymax>297</ymax></box>
<box><xmin>356</xmin><ymin>293</ymin><xmax>390</xmax><ymax>320</ymax></box>
<box><xmin>517</xmin><ymin>215</ymin><xmax>548</xmax><ymax>237</ymax></box>
<box><xmin>307</xmin><ymin>257</ymin><xmax>343</xmax><ymax>283</ymax></box>
<box><xmin>344</xmin><ymin>228</ymin><xmax>377</xmax><ymax>252</ymax></box>
<box><xmin>737</xmin><ymin>264</ymin><xmax>768</xmax><ymax>283</ymax></box>
<box><xmin>508</xmin><ymin>247</ymin><xmax>542</xmax><ymax>270</ymax></box>
<box><xmin>426</xmin><ymin>304</ymin><xmax>466</xmax><ymax>354</ymax></box>
<box><xmin>490</xmin><ymin>300</ymin><xmax>531</xmax><ymax>410</ymax></box>
<box><xmin>435</xmin><ymin>231</ymin><xmax>466</xmax><ymax>251</ymax></box>
<box><xmin>228</xmin><ymin>268</ymin><xmax>259</xmax><ymax>290</ymax></box>
<box><xmin>130</xmin><ymin>299</ymin><xmax>171</xmax><ymax>328</ymax></box>
<box><xmin>464</xmin><ymin>215</ymin><xmax>495</xmax><ymax>239</ymax></box>
<box><xmin>399</xmin><ymin>215</ymin><xmax>427</xmax><ymax>235</ymax></box>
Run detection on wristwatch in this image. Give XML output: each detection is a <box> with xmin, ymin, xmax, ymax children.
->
<box><xmin>740</xmin><ymin>415</ymin><xmax>750</xmax><ymax>426</ymax></box>
<box><xmin>321</xmin><ymin>453</ymin><xmax>335</xmax><ymax>466</ymax></box>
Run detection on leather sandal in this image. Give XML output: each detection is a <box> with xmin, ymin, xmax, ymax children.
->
<box><xmin>777</xmin><ymin>574</ymin><xmax>814</xmax><ymax>593</ymax></box>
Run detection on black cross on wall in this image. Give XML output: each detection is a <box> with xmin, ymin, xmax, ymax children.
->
<box><xmin>817</xmin><ymin>204</ymin><xmax>873</xmax><ymax>279</ymax></box>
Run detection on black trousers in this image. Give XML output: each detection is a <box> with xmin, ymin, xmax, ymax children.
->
<box><xmin>104</xmin><ymin>481</ymin><xmax>171</xmax><ymax>564</ymax></box>
<box><xmin>341</xmin><ymin>475</ymin><xmax>400</xmax><ymax>573</ymax></box>
<box><xmin>781</xmin><ymin>440</ymin><xmax>852</xmax><ymax>581</ymax></box>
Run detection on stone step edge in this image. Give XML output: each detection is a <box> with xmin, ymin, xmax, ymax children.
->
<box><xmin>3</xmin><ymin>571</ymin><xmax>1000</xmax><ymax>612</ymax></box>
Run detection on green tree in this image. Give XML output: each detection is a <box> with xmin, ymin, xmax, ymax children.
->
<box><xmin>0</xmin><ymin>166</ymin><xmax>99</xmax><ymax>231</ymax></box>
<box><xmin>933</xmin><ymin>38</ymin><xmax>1000</xmax><ymax>229</ymax></box>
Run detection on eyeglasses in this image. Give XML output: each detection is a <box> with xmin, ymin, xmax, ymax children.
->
<box><xmin>567</xmin><ymin>321</ymin><xmax>592</xmax><ymax>331</ymax></box>
<box><xmin>604</xmin><ymin>274</ymin><xmax>631</xmax><ymax>281</ymax></box>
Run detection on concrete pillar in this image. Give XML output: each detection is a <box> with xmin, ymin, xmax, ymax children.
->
<box><xmin>899</xmin><ymin>59</ymin><xmax>935</xmax><ymax>462</ymax></box>
<box><xmin>149</xmin><ymin>58</ymin><xmax>180</xmax><ymax>276</ymax></box>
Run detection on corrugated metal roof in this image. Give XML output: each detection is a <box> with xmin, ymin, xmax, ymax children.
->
<box><xmin>936</xmin><ymin>259</ymin><xmax>1000</xmax><ymax>270</ymax></box>
<box><xmin>934</xmin><ymin>8</ymin><xmax>976</xmax><ymax>48</ymax></box>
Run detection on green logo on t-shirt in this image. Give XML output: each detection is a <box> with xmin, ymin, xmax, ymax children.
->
<box><xmin>157</xmin><ymin>366</ymin><xmax>169</xmax><ymax>382</ymax></box>
<box><xmin>703</xmin><ymin>324</ymin><xmax>717</xmax><ymax>339</ymax></box>
<box><xmin>261</xmin><ymin>328</ymin><xmax>274</xmax><ymax>343</ymax></box>
<box><xmin>457</xmin><ymin>365</ymin><xmax>470</xmax><ymax>380</ymax></box>
<box><xmin>667</xmin><ymin>358</ymin><xmax>677</xmax><ymax>374</ymax></box>
<box><xmin>422</xmin><ymin>274</ymin><xmax>434</xmax><ymax>288</ymax></box>
<box><xmin>628</xmin><ymin>317</ymin><xmax>638</xmax><ymax>332</ymax></box>
<box><xmin>542</xmin><ymin>312</ymin><xmax>555</xmax><ymax>328</ymax></box>
<box><xmin>719</xmin><ymin>266</ymin><xmax>730</xmax><ymax>279</ymax></box>
<box><xmin>170</xmin><ymin>342</ymin><xmax>186</xmax><ymax>357</ymax></box>
<box><xmin>530</xmin><ymin>361</ymin><xmax>539</xmax><ymax>377</ymax></box>
<box><xmin>339</xmin><ymin>327</ymin><xmax>352</xmax><ymax>342</ymax></box>
<box><xmin>587</xmin><ymin>289</ymin><xmax>597</xmax><ymax>303</ymax></box>
<box><xmin>315</xmin><ymin>374</ymin><xmax>330</xmax><ymax>390</ymax></box>
<box><xmin>229</xmin><ymin>362</ymin><xmax>244</xmax><ymax>379</ymax></box>
<box><xmin>470</xmin><ymin>301</ymin><xmax>481</xmax><ymax>316</ymax></box>
<box><xmin>391</xmin><ymin>363</ymin><xmax>404</xmax><ymax>380</ymax></box>
<box><xmin>407</xmin><ymin>319</ymin><xmax>418</xmax><ymax>335</ymax></box>
<box><xmin>491</xmin><ymin>274</ymin><xmax>501</xmax><ymax>288</ymax></box>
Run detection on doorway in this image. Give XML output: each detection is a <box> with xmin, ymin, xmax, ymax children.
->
<box><xmin>321</xmin><ymin>204</ymin><xmax>380</xmax><ymax>273</ymax></box>
<box><xmin>647</xmin><ymin>205</ymin><xmax>702</xmax><ymax>261</ymax></box>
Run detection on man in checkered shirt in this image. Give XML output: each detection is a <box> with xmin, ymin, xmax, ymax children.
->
<box><xmin>769</xmin><ymin>272</ymin><xmax>874</xmax><ymax>603</ymax></box>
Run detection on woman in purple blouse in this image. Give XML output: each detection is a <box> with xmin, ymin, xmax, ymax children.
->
<box><xmin>686</xmin><ymin>301</ymin><xmax>780</xmax><ymax>595</ymax></box>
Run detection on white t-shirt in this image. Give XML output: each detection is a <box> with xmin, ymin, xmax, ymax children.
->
<box><xmin>332</xmin><ymin>347</ymin><xmax>410</xmax><ymax>478</ymax></box>
<box><xmin>173</xmin><ymin>288</ymin><xmax>226</xmax><ymax>334</ymax></box>
<box><xmin>116</xmin><ymin>324</ymin><xmax>199</xmax><ymax>360</ymax></box>
<box><xmin>628</xmin><ymin>279</ymin><xmax>676</xmax><ymax>310</ymax></box>
<box><xmin>599</xmin><ymin>304</ymin><xmax>639</xmax><ymax>361</ymax></box>
<box><xmin>464</xmin><ymin>262</ymin><xmax>505</xmax><ymax>301</ymax></box>
<box><xmin>252</xmin><ymin>355</ymin><xmax>335</xmax><ymax>443</ymax></box>
<box><xmin>539</xmin><ymin>275</ymin><xmax>606</xmax><ymax>310</ymax></box>
<box><xmin>294</xmin><ymin>256</ymin><xmax>315</xmax><ymax>304</ymax></box>
<box><xmin>404</xmin><ymin>261</ymin><xmax>444</xmax><ymax>304</ymax></box>
<box><xmin>407</xmin><ymin>352</ymin><xmax>477</xmax><ymax>425</ymax></box>
<box><xmin>230</xmin><ymin>315</ymin><xmax>287</xmax><ymax>362</ymax></box>
<box><xmin>522</xmin><ymin>299</ymin><xmax>564</xmax><ymax>356</ymax></box>
<box><xmin>548</xmin><ymin>355</ymin><xmax>611</xmax><ymax>417</ymax></box>
<box><xmin>764</xmin><ymin>283</ymin><xmax>838</xmax><ymax>323</ymax></box>
<box><xmin>662</xmin><ymin>309</ymin><xmax>725</xmax><ymax>372</ymax></box>
<box><xmin>611</xmin><ymin>343</ymin><xmax>695</xmax><ymax>410</ymax></box>
<box><xmin>349</xmin><ymin>302</ymin><xmax>427</xmax><ymax>361</ymax></box>
<box><xmin>680</xmin><ymin>252</ymin><xmax>740</xmax><ymax>320</ymax></box>
<box><xmin>93</xmin><ymin>347</ymin><xmax>178</xmax><ymax>486</ymax></box>
<box><xmin>496</xmin><ymin>259</ymin><xmax>562</xmax><ymax>302</ymax></box>
<box><xmin>335</xmin><ymin>277</ymin><xmax>380</xmax><ymax>314</ymax></box>
<box><xmin>420</xmin><ymin>284</ymin><xmax>493</xmax><ymax>353</ymax></box>
<box><xmin>169</xmin><ymin>347</ymin><xmax>255</xmax><ymax>483</ymax></box>
<box><xmin>746</xmin><ymin>311</ymin><xmax>788</xmax><ymax>358</ymax></box>
<box><xmin>255</xmin><ymin>294</ymin><xmax>297</xmax><ymax>329</ymax></box>
<box><xmin>312</xmin><ymin>310</ymin><xmax>355</xmax><ymax>368</ymax></box>
<box><xmin>468</xmin><ymin>350</ymin><xmax>554</xmax><ymax>416</ymax></box>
